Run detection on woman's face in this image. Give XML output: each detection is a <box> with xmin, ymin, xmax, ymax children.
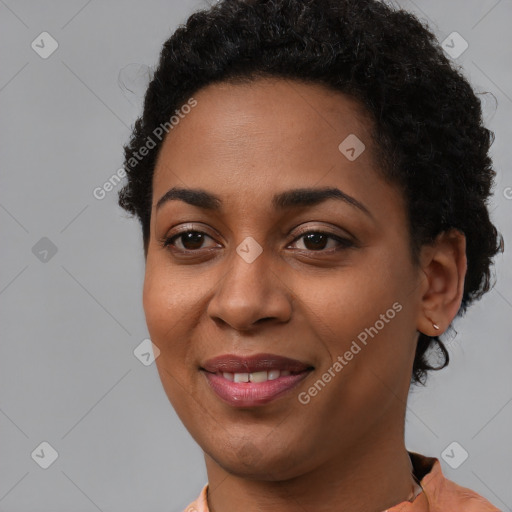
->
<box><xmin>144</xmin><ymin>77</ymin><xmax>425</xmax><ymax>479</ymax></box>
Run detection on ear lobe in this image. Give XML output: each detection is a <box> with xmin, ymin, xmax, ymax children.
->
<box><xmin>416</xmin><ymin>229</ymin><xmax>467</xmax><ymax>336</ymax></box>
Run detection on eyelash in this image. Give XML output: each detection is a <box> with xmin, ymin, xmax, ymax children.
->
<box><xmin>159</xmin><ymin>228</ymin><xmax>354</xmax><ymax>254</ymax></box>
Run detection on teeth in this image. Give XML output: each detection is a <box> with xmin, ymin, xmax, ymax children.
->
<box><xmin>268</xmin><ymin>370</ymin><xmax>280</xmax><ymax>380</ymax></box>
<box><xmin>220</xmin><ymin>370</ymin><xmax>294</xmax><ymax>382</ymax></box>
<box><xmin>249</xmin><ymin>371</ymin><xmax>268</xmax><ymax>383</ymax></box>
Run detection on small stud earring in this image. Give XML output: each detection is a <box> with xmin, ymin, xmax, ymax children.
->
<box><xmin>432</xmin><ymin>322</ymin><xmax>440</xmax><ymax>330</ymax></box>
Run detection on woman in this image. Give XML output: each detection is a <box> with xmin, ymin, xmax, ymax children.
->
<box><xmin>118</xmin><ymin>0</ymin><xmax>504</xmax><ymax>510</ymax></box>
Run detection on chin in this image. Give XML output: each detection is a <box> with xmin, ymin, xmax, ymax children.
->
<box><xmin>209</xmin><ymin>441</ymin><xmax>309</xmax><ymax>481</ymax></box>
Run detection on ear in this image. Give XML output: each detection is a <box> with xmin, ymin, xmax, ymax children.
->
<box><xmin>416</xmin><ymin>229</ymin><xmax>467</xmax><ymax>336</ymax></box>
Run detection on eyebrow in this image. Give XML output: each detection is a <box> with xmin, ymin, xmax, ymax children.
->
<box><xmin>155</xmin><ymin>186</ymin><xmax>373</xmax><ymax>218</ymax></box>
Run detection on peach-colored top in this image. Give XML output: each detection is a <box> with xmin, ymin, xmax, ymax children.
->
<box><xmin>182</xmin><ymin>452</ymin><xmax>501</xmax><ymax>512</ymax></box>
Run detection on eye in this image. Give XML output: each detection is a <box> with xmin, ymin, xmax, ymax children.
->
<box><xmin>160</xmin><ymin>230</ymin><xmax>219</xmax><ymax>251</ymax></box>
<box><xmin>289</xmin><ymin>230</ymin><xmax>353</xmax><ymax>252</ymax></box>
<box><xmin>159</xmin><ymin>228</ymin><xmax>354</xmax><ymax>254</ymax></box>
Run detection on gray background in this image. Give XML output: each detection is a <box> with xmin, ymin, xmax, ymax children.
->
<box><xmin>0</xmin><ymin>0</ymin><xmax>511</xmax><ymax>511</ymax></box>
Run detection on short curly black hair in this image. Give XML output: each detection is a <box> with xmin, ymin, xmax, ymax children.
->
<box><xmin>118</xmin><ymin>0</ymin><xmax>504</xmax><ymax>386</ymax></box>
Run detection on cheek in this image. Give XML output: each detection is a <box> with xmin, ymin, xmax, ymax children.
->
<box><xmin>142</xmin><ymin>259</ymin><xmax>192</xmax><ymax>334</ymax></box>
<box><xmin>142</xmin><ymin>265</ymin><xmax>191</xmax><ymax>374</ymax></box>
<box><xmin>142</xmin><ymin>269</ymin><xmax>170</xmax><ymax>339</ymax></box>
<box><xmin>142</xmin><ymin>262</ymin><xmax>210</xmax><ymax>372</ymax></box>
<box><xmin>143</xmin><ymin>267</ymin><xmax>201</xmax><ymax>416</ymax></box>
<box><xmin>304</xmin><ymin>251</ymin><xmax>415</xmax><ymax>383</ymax></box>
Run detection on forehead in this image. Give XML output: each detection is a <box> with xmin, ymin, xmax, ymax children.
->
<box><xmin>152</xmin><ymin>77</ymin><xmax>388</xmax><ymax>212</ymax></box>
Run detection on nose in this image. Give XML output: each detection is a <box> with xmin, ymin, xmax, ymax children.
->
<box><xmin>206</xmin><ymin>245</ymin><xmax>293</xmax><ymax>331</ymax></box>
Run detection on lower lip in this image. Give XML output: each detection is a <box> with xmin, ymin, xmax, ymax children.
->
<box><xmin>202</xmin><ymin>370</ymin><xmax>311</xmax><ymax>407</ymax></box>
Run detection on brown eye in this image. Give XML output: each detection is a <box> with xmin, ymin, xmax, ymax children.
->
<box><xmin>301</xmin><ymin>232</ymin><xmax>329</xmax><ymax>251</ymax></box>
<box><xmin>163</xmin><ymin>230</ymin><xmax>218</xmax><ymax>251</ymax></box>
<box><xmin>290</xmin><ymin>231</ymin><xmax>353</xmax><ymax>252</ymax></box>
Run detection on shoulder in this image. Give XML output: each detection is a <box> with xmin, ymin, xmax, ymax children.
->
<box><xmin>415</xmin><ymin>453</ymin><xmax>501</xmax><ymax>511</ymax></box>
<box><xmin>181</xmin><ymin>483</ymin><xmax>209</xmax><ymax>512</ymax></box>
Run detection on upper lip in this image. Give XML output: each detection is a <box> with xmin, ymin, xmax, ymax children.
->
<box><xmin>201</xmin><ymin>353</ymin><xmax>313</xmax><ymax>374</ymax></box>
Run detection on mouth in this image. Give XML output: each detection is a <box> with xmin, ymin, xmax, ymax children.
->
<box><xmin>200</xmin><ymin>353</ymin><xmax>314</xmax><ymax>407</ymax></box>
<box><xmin>210</xmin><ymin>368</ymin><xmax>303</xmax><ymax>383</ymax></box>
<box><xmin>201</xmin><ymin>352</ymin><xmax>313</xmax><ymax>374</ymax></box>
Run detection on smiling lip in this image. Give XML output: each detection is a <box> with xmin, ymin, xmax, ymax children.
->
<box><xmin>200</xmin><ymin>353</ymin><xmax>313</xmax><ymax>407</ymax></box>
<box><xmin>201</xmin><ymin>353</ymin><xmax>312</xmax><ymax>373</ymax></box>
